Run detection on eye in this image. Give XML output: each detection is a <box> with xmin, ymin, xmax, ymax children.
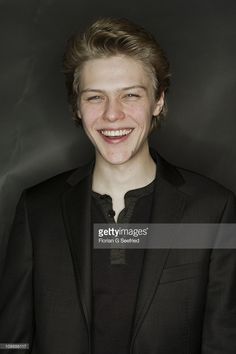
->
<box><xmin>124</xmin><ymin>93</ymin><xmax>141</xmax><ymax>100</ymax></box>
<box><xmin>86</xmin><ymin>95</ymin><xmax>104</xmax><ymax>102</ymax></box>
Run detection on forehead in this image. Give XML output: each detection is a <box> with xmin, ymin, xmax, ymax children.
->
<box><xmin>79</xmin><ymin>55</ymin><xmax>152</xmax><ymax>91</ymax></box>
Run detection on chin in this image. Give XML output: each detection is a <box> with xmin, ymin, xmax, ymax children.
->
<box><xmin>102</xmin><ymin>151</ymin><xmax>133</xmax><ymax>166</ymax></box>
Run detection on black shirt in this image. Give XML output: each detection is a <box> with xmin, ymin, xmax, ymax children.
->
<box><xmin>91</xmin><ymin>180</ymin><xmax>155</xmax><ymax>354</ymax></box>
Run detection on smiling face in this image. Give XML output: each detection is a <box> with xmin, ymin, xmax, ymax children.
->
<box><xmin>78</xmin><ymin>55</ymin><xmax>164</xmax><ymax>166</ymax></box>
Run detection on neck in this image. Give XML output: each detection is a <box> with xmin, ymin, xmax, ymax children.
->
<box><xmin>92</xmin><ymin>144</ymin><xmax>156</xmax><ymax>199</ymax></box>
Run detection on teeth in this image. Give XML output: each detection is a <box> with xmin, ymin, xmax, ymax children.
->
<box><xmin>100</xmin><ymin>129</ymin><xmax>132</xmax><ymax>137</ymax></box>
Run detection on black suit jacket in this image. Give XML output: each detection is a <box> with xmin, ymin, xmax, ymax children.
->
<box><xmin>0</xmin><ymin>151</ymin><xmax>236</xmax><ymax>354</ymax></box>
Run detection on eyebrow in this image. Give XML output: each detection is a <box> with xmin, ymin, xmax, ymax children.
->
<box><xmin>79</xmin><ymin>85</ymin><xmax>147</xmax><ymax>95</ymax></box>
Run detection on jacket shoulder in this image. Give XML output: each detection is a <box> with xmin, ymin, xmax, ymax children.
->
<box><xmin>177</xmin><ymin>166</ymin><xmax>233</xmax><ymax>198</ymax></box>
<box><xmin>169</xmin><ymin>164</ymin><xmax>236</xmax><ymax>222</ymax></box>
<box><xmin>26</xmin><ymin>169</ymin><xmax>76</xmax><ymax>197</ymax></box>
<box><xmin>24</xmin><ymin>159</ymin><xmax>93</xmax><ymax>203</ymax></box>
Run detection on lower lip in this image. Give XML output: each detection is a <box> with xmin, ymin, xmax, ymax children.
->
<box><xmin>99</xmin><ymin>131</ymin><xmax>133</xmax><ymax>144</ymax></box>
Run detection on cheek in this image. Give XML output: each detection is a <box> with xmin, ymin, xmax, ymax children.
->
<box><xmin>80</xmin><ymin>106</ymin><xmax>103</xmax><ymax>126</ymax></box>
<box><xmin>127</xmin><ymin>105</ymin><xmax>152</xmax><ymax>125</ymax></box>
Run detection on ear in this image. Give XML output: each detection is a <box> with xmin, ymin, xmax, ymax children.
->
<box><xmin>76</xmin><ymin>97</ymin><xmax>82</xmax><ymax>119</ymax></box>
<box><xmin>77</xmin><ymin>109</ymin><xmax>82</xmax><ymax>120</ymax></box>
<box><xmin>153</xmin><ymin>92</ymin><xmax>165</xmax><ymax>116</ymax></box>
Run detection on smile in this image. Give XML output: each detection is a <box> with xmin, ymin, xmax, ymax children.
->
<box><xmin>100</xmin><ymin>129</ymin><xmax>133</xmax><ymax>137</ymax></box>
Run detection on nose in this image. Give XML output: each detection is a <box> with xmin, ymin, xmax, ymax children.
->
<box><xmin>103</xmin><ymin>98</ymin><xmax>125</xmax><ymax>122</ymax></box>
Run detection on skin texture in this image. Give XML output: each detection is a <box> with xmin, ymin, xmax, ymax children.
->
<box><xmin>78</xmin><ymin>55</ymin><xmax>164</xmax><ymax>217</ymax></box>
<box><xmin>78</xmin><ymin>55</ymin><xmax>163</xmax><ymax>166</ymax></box>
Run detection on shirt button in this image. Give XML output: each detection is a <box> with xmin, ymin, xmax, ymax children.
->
<box><xmin>107</xmin><ymin>209</ymin><xmax>115</xmax><ymax>217</ymax></box>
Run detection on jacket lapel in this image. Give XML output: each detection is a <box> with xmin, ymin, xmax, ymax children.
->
<box><xmin>131</xmin><ymin>153</ymin><xmax>188</xmax><ymax>343</ymax></box>
<box><xmin>61</xmin><ymin>161</ymin><xmax>94</xmax><ymax>345</ymax></box>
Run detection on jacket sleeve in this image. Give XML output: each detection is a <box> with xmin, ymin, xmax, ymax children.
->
<box><xmin>0</xmin><ymin>192</ymin><xmax>34</xmax><ymax>353</ymax></box>
<box><xmin>201</xmin><ymin>192</ymin><xmax>236</xmax><ymax>353</ymax></box>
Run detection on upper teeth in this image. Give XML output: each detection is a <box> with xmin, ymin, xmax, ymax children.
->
<box><xmin>101</xmin><ymin>129</ymin><xmax>132</xmax><ymax>137</ymax></box>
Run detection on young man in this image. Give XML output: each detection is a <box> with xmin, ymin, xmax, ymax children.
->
<box><xmin>0</xmin><ymin>18</ymin><xmax>236</xmax><ymax>354</ymax></box>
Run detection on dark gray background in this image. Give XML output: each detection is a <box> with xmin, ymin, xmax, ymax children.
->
<box><xmin>1</xmin><ymin>0</ymin><xmax>236</xmax><ymax>253</ymax></box>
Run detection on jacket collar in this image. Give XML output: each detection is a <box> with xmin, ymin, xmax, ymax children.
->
<box><xmin>66</xmin><ymin>149</ymin><xmax>185</xmax><ymax>188</ymax></box>
<box><xmin>62</xmin><ymin>149</ymin><xmax>188</xmax><ymax>346</ymax></box>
